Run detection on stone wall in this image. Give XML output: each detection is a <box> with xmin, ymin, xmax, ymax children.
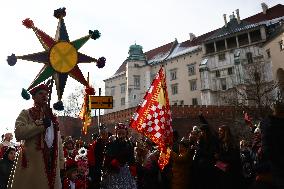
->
<box><xmin>58</xmin><ymin>105</ymin><xmax>265</xmax><ymax>142</ymax></box>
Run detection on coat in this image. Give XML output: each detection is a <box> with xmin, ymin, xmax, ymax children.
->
<box><xmin>0</xmin><ymin>158</ymin><xmax>14</xmax><ymax>189</ymax></box>
<box><xmin>8</xmin><ymin>109</ymin><xmax>64</xmax><ymax>189</ymax></box>
<box><xmin>171</xmin><ymin>151</ymin><xmax>192</xmax><ymax>189</ymax></box>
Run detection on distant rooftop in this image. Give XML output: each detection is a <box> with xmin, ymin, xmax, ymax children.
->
<box><xmin>107</xmin><ymin>4</ymin><xmax>284</xmax><ymax>79</ymax></box>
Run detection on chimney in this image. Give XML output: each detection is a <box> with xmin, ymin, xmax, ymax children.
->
<box><xmin>223</xmin><ymin>14</ymin><xmax>228</xmax><ymax>27</ymax></box>
<box><xmin>189</xmin><ymin>33</ymin><xmax>196</xmax><ymax>41</ymax></box>
<box><xmin>236</xmin><ymin>9</ymin><xmax>241</xmax><ymax>24</ymax></box>
<box><xmin>261</xmin><ymin>3</ymin><xmax>268</xmax><ymax>14</ymax></box>
<box><xmin>229</xmin><ymin>12</ymin><xmax>236</xmax><ymax>21</ymax></box>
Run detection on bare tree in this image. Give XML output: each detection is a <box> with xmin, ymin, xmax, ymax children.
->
<box><xmin>56</xmin><ymin>86</ymin><xmax>85</xmax><ymax>117</ymax></box>
<box><xmin>221</xmin><ymin>57</ymin><xmax>277</xmax><ymax>118</ymax></box>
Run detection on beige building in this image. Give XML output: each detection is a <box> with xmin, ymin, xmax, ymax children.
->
<box><xmin>200</xmin><ymin>3</ymin><xmax>284</xmax><ymax>105</ymax></box>
<box><xmin>104</xmin><ymin>37</ymin><xmax>203</xmax><ymax>113</ymax></box>
<box><xmin>263</xmin><ymin>25</ymin><xmax>284</xmax><ymax>80</ymax></box>
<box><xmin>104</xmin><ymin>3</ymin><xmax>284</xmax><ymax>113</ymax></box>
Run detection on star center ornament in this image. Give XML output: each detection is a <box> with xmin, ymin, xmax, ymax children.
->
<box><xmin>7</xmin><ymin>7</ymin><xmax>105</xmax><ymax>110</ymax></box>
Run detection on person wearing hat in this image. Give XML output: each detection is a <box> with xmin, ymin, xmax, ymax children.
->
<box><xmin>8</xmin><ymin>84</ymin><xmax>65</xmax><ymax>189</ymax></box>
<box><xmin>101</xmin><ymin>123</ymin><xmax>137</xmax><ymax>189</ymax></box>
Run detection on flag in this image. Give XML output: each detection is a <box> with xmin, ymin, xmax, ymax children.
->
<box><xmin>79</xmin><ymin>96</ymin><xmax>92</xmax><ymax>135</ymax></box>
<box><xmin>130</xmin><ymin>67</ymin><xmax>173</xmax><ymax>169</ymax></box>
<box><xmin>79</xmin><ymin>86</ymin><xmax>95</xmax><ymax>135</ymax></box>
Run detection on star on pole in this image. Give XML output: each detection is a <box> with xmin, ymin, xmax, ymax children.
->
<box><xmin>7</xmin><ymin>8</ymin><xmax>105</xmax><ymax>110</ymax></box>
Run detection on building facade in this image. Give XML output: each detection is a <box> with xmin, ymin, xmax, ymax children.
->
<box><xmin>104</xmin><ymin>39</ymin><xmax>203</xmax><ymax>113</ymax></box>
<box><xmin>263</xmin><ymin>25</ymin><xmax>284</xmax><ymax>80</ymax></box>
<box><xmin>200</xmin><ymin>3</ymin><xmax>284</xmax><ymax>105</ymax></box>
<box><xmin>104</xmin><ymin>3</ymin><xmax>284</xmax><ymax>113</ymax></box>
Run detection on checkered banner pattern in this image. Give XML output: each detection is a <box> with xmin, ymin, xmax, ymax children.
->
<box><xmin>130</xmin><ymin>67</ymin><xmax>173</xmax><ymax>169</ymax></box>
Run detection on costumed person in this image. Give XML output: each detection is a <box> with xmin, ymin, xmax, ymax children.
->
<box><xmin>101</xmin><ymin>123</ymin><xmax>137</xmax><ymax>189</ymax></box>
<box><xmin>88</xmin><ymin>125</ymin><xmax>108</xmax><ymax>189</ymax></box>
<box><xmin>64</xmin><ymin>137</ymin><xmax>77</xmax><ymax>161</ymax></box>
<box><xmin>75</xmin><ymin>148</ymin><xmax>89</xmax><ymax>189</ymax></box>
<box><xmin>0</xmin><ymin>147</ymin><xmax>16</xmax><ymax>189</ymax></box>
<box><xmin>0</xmin><ymin>133</ymin><xmax>15</xmax><ymax>159</ymax></box>
<box><xmin>63</xmin><ymin>158</ymin><xmax>84</xmax><ymax>189</ymax></box>
<box><xmin>8</xmin><ymin>84</ymin><xmax>65</xmax><ymax>189</ymax></box>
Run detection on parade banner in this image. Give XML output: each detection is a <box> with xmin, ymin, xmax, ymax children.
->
<box><xmin>130</xmin><ymin>67</ymin><xmax>173</xmax><ymax>169</ymax></box>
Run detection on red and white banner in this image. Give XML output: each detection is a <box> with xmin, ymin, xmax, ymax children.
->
<box><xmin>130</xmin><ymin>67</ymin><xmax>173</xmax><ymax>169</ymax></box>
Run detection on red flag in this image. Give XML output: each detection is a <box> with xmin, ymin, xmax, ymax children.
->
<box><xmin>79</xmin><ymin>96</ymin><xmax>92</xmax><ymax>135</ymax></box>
<box><xmin>79</xmin><ymin>86</ymin><xmax>95</xmax><ymax>135</ymax></box>
<box><xmin>129</xmin><ymin>67</ymin><xmax>173</xmax><ymax>169</ymax></box>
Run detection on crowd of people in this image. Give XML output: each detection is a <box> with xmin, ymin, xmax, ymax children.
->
<box><xmin>0</xmin><ymin>106</ymin><xmax>283</xmax><ymax>189</ymax></box>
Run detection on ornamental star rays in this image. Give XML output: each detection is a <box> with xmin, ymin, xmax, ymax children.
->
<box><xmin>7</xmin><ymin>8</ymin><xmax>105</xmax><ymax>110</ymax></box>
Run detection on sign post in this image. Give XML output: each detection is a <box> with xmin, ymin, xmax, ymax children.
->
<box><xmin>89</xmin><ymin>89</ymin><xmax>113</xmax><ymax>128</ymax></box>
<box><xmin>89</xmin><ymin>96</ymin><xmax>113</xmax><ymax>109</ymax></box>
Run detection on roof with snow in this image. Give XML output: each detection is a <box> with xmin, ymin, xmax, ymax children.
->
<box><xmin>145</xmin><ymin>41</ymin><xmax>177</xmax><ymax>64</ymax></box>
<box><xmin>106</xmin><ymin>4</ymin><xmax>284</xmax><ymax>79</ymax></box>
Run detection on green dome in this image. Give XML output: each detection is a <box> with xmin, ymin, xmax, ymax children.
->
<box><xmin>127</xmin><ymin>43</ymin><xmax>146</xmax><ymax>61</ymax></box>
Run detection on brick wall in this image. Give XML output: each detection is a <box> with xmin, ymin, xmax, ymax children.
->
<box><xmin>58</xmin><ymin>105</ymin><xmax>266</xmax><ymax>142</ymax></box>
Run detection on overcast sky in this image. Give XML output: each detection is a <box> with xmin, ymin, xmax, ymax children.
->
<box><xmin>0</xmin><ymin>0</ymin><xmax>283</xmax><ymax>135</ymax></box>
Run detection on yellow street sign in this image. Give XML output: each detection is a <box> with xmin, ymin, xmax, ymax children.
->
<box><xmin>89</xmin><ymin>96</ymin><xmax>113</xmax><ymax>109</ymax></box>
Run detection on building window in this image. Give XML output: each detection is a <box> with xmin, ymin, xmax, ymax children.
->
<box><xmin>238</xmin><ymin>33</ymin><xmax>249</xmax><ymax>46</ymax></box>
<box><xmin>246</xmin><ymin>52</ymin><xmax>253</xmax><ymax>64</ymax></box>
<box><xmin>120</xmin><ymin>83</ymin><xmax>126</xmax><ymax>93</ymax></box>
<box><xmin>180</xmin><ymin>100</ymin><xmax>184</xmax><ymax>105</ymax></box>
<box><xmin>187</xmin><ymin>63</ymin><xmax>196</xmax><ymax>76</ymax></box>
<box><xmin>205</xmin><ymin>43</ymin><xmax>215</xmax><ymax>54</ymax></box>
<box><xmin>216</xmin><ymin>40</ymin><xmax>226</xmax><ymax>51</ymax></box>
<box><xmin>171</xmin><ymin>84</ymin><xmax>178</xmax><ymax>95</ymax></box>
<box><xmin>189</xmin><ymin>80</ymin><xmax>197</xmax><ymax>91</ymax></box>
<box><xmin>220</xmin><ymin>78</ymin><xmax>227</xmax><ymax>90</ymax></box>
<box><xmin>266</xmin><ymin>49</ymin><xmax>271</xmax><ymax>58</ymax></box>
<box><xmin>111</xmin><ymin>87</ymin><xmax>115</xmax><ymax>96</ymax></box>
<box><xmin>192</xmin><ymin>98</ymin><xmax>198</xmax><ymax>105</ymax></box>
<box><xmin>133</xmin><ymin>94</ymin><xmax>136</xmax><ymax>100</ymax></box>
<box><xmin>121</xmin><ymin>97</ymin><xmax>125</xmax><ymax>106</ymax></box>
<box><xmin>218</xmin><ymin>53</ymin><xmax>226</xmax><ymax>61</ymax></box>
<box><xmin>216</xmin><ymin>70</ymin><xmax>220</xmax><ymax>78</ymax></box>
<box><xmin>280</xmin><ymin>40</ymin><xmax>284</xmax><ymax>51</ymax></box>
<box><xmin>134</xmin><ymin>75</ymin><xmax>140</xmax><ymax>89</ymax></box>
<box><xmin>250</xmin><ymin>29</ymin><xmax>262</xmax><ymax>43</ymax></box>
<box><xmin>170</xmin><ymin>69</ymin><xmax>177</xmax><ymax>80</ymax></box>
<box><xmin>228</xmin><ymin>67</ymin><xmax>233</xmax><ymax>75</ymax></box>
<box><xmin>134</xmin><ymin>64</ymin><xmax>139</xmax><ymax>67</ymax></box>
<box><xmin>227</xmin><ymin>37</ymin><xmax>237</xmax><ymax>49</ymax></box>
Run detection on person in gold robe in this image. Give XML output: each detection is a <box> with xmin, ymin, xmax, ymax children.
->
<box><xmin>8</xmin><ymin>84</ymin><xmax>64</xmax><ymax>189</ymax></box>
